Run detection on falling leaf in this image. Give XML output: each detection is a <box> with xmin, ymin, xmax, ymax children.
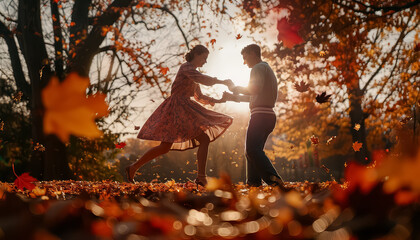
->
<box><xmin>14</xmin><ymin>172</ymin><xmax>38</xmax><ymax>191</ymax></box>
<box><xmin>34</xmin><ymin>142</ymin><xmax>46</xmax><ymax>152</ymax></box>
<box><xmin>236</xmin><ymin>34</ymin><xmax>242</xmax><ymax>40</ymax></box>
<box><xmin>326</xmin><ymin>136</ymin><xmax>336</xmax><ymax>145</ymax></box>
<box><xmin>415</xmin><ymin>43</ymin><xmax>420</xmax><ymax>52</ymax></box>
<box><xmin>276</xmin><ymin>17</ymin><xmax>304</xmax><ymax>48</ymax></box>
<box><xmin>315</xmin><ymin>92</ymin><xmax>331</xmax><ymax>103</ymax></box>
<box><xmin>294</xmin><ymin>80</ymin><xmax>310</xmax><ymax>92</ymax></box>
<box><xmin>115</xmin><ymin>142</ymin><xmax>126</xmax><ymax>149</ymax></box>
<box><xmin>352</xmin><ymin>141</ymin><xmax>363</xmax><ymax>152</ymax></box>
<box><xmin>319</xmin><ymin>50</ymin><xmax>327</xmax><ymax>56</ymax></box>
<box><xmin>42</xmin><ymin>73</ymin><xmax>109</xmax><ymax>143</ymax></box>
<box><xmin>12</xmin><ymin>91</ymin><xmax>23</xmax><ymax>102</ymax></box>
<box><xmin>354</xmin><ymin>124</ymin><xmax>361</xmax><ymax>131</ymax></box>
<box><xmin>159</xmin><ymin>67</ymin><xmax>169</xmax><ymax>75</ymax></box>
<box><xmin>134</xmin><ymin>126</ymin><xmax>140</xmax><ymax>130</ymax></box>
<box><xmin>210</xmin><ymin>39</ymin><xmax>216</xmax><ymax>46</ymax></box>
<box><xmin>0</xmin><ymin>121</ymin><xmax>3</xmax><ymax>131</ymax></box>
<box><xmin>310</xmin><ymin>135</ymin><xmax>319</xmax><ymax>145</ymax></box>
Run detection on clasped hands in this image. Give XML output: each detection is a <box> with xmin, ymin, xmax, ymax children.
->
<box><xmin>213</xmin><ymin>79</ymin><xmax>240</xmax><ymax>103</ymax></box>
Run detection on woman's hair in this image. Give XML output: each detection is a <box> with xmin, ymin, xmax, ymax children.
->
<box><xmin>185</xmin><ymin>45</ymin><xmax>209</xmax><ymax>62</ymax></box>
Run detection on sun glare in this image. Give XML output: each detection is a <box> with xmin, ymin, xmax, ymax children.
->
<box><xmin>202</xmin><ymin>40</ymin><xmax>254</xmax><ymax>113</ymax></box>
<box><xmin>205</xmin><ymin>41</ymin><xmax>251</xmax><ymax>87</ymax></box>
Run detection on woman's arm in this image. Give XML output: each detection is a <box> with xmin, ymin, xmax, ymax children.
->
<box><xmin>194</xmin><ymin>84</ymin><xmax>217</xmax><ymax>106</ymax></box>
<box><xmin>183</xmin><ymin>64</ymin><xmax>231</xmax><ymax>86</ymax></box>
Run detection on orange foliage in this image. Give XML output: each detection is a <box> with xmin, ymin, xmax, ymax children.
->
<box><xmin>352</xmin><ymin>141</ymin><xmax>363</xmax><ymax>152</ymax></box>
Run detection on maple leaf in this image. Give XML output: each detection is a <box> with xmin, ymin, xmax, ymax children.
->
<box><xmin>294</xmin><ymin>80</ymin><xmax>310</xmax><ymax>92</ymax></box>
<box><xmin>12</xmin><ymin>161</ymin><xmax>38</xmax><ymax>191</ymax></box>
<box><xmin>310</xmin><ymin>135</ymin><xmax>319</xmax><ymax>145</ymax></box>
<box><xmin>42</xmin><ymin>73</ymin><xmax>109</xmax><ymax>142</ymax></box>
<box><xmin>354</xmin><ymin>124</ymin><xmax>361</xmax><ymax>131</ymax></box>
<box><xmin>276</xmin><ymin>17</ymin><xmax>304</xmax><ymax>48</ymax></box>
<box><xmin>315</xmin><ymin>92</ymin><xmax>331</xmax><ymax>103</ymax></box>
<box><xmin>210</xmin><ymin>39</ymin><xmax>216</xmax><ymax>46</ymax></box>
<box><xmin>14</xmin><ymin>172</ymin><xmax>38</xmax><ymax>191</ymax></box>
<box><xmin>115</xmin><ymin>142</ymin><xmax>126</xmax><ymax>149</ymax></box>
<box><xmin>134</xmin><ymin>126</ymin><xmax>140</xmax><ymax>130</ymax></box>
<box><xmin>352</xmin><ymin>141</ymin><xmax>363</xmax><ymax>152</ymax></box>
<box><xmin>236</xmin><ymin>34</ymin><xmax>242</xmax><ymax>40</ymax></box>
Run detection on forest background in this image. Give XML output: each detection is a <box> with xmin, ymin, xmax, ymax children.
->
<box><xmin>0</xmin><ymin>0</ymin><xmax>418</xmax><ymax>184</ymax></box>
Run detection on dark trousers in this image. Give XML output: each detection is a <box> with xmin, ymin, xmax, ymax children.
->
<box><xmin>245</xmin><ymin>113</ymin><xmax>281</xmax><ymax>186</ymax></box>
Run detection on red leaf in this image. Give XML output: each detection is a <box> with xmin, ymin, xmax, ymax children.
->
<box><xmin>276</xmin><ymin>17</ymin><xmax>304</xmax><ymax>48</ymax></box>
<box><xmin>14</xmin><ymin>172</ymin><xmax>38</xmax><ymax>191</ymax></box>
<box><xmin>310</xmin><ymin>135</ymin><xmax>319</xmax><ymax>145</ymax></box>
<box><xmin>210</xmin><ymin>39</ymin><xmax>216</xmax><ymax>46</ymax></box>
<box><xmin>415</xmin><ymin>43</ymin><xmax>420</xmax><ymax>52</ymax></box>
<box><xmin>236</xmin><ymin>34</ymin><xmax>242</xmax><ymax>40</ymax></box>
<box><xmin>134</xmin><ymin>126</ymin><xmax>140</xmax><ymax>130</ymax></box>
<box><xmin>115</xmin><ymin>142</ymin><xmax>126</xmax><ymax>149</ymax></box>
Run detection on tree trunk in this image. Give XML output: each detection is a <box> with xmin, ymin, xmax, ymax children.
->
<box><xmin>348</xmin><ymin>87</ymin><xmax>370</xmax><ymax>164</ymax></box>
<box><xmin>18</xmin><ymin>0</ymin><xmax>71</xmax><ymax>180</ymax></box>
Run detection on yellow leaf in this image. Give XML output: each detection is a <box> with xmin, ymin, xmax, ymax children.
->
<box><xmin>42</xmin><ymin>73</ymin><xmax>109</xmax><ymax>142</ymax></box>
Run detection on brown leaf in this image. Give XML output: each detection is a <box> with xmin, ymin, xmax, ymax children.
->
<box><xmin>294</xmin><ymin>80</ymin><xmax>310</xmax><ymax>92</ymax></box>
<box><xmin>315</xmin><ymin>92</ymin><xmax>331</xmax><ymax>103</ymax></box>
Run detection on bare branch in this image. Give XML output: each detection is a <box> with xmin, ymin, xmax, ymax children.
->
<box><xmin>159</xmin><ymin>5</ymin><xmax>190</xmax><ymax>50</ymax></box>
<box><xmin>333</xmin><ymin>0</ymin><xmax>420</xmax><ymax>15</ymax></box>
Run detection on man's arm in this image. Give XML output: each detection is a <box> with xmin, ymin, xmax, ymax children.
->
<box><xmin>229</xmin><ymin>64</ymin><xmax>264</xmax><ymax>95</ymax></box>
<box><xmin>222</xmin><ymin>92</ymin><xmax>251</xmax><ymax>102</ymax></box>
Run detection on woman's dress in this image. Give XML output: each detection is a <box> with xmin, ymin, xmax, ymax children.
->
<box><xmin>137</xmin><ymin>62</ymin><xmax>233</xmax><ymax>150</ymax></box>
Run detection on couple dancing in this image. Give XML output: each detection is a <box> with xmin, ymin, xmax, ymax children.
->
<box><xmin>126</xmin><ymin>44</ymin><xmax>285</xmax><ymax>188</ymax></box>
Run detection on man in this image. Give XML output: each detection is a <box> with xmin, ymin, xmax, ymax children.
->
<box><xmin>224</xmin><ymin>44</ymin><xmax>285</xmax><ymax>188</ymax></box>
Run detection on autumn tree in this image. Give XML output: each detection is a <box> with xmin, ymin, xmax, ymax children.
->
<box><xmin>238</xmin><ymin>0</ymin><xmax>419</xmax><ymax>164</ymax></box>
<box><xmin>0</xmin><ymin>0</ymin><xmax>234</xmax><ymax>180</ymax></box>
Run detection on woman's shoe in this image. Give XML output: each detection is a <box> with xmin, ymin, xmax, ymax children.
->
<box><xmin>125</xmin><ymin>166</ymin><xmax>135</xmax><ymax>183</ymax></box>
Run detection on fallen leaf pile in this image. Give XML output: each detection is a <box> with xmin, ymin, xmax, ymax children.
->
<box><xmin>1</xmin><ymin>170</ymin><xmax>420</xmax><ymax>239</ymax></box>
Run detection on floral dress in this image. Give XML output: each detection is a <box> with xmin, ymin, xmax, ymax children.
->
<box><xmin>137</xmin><ymin>62</ymin><xmax>233</xmax><ymax>150</ymax></box>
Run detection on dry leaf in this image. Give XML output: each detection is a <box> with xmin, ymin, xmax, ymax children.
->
<box><xmin>14</xmin><ymin>172</ymin><xmax>38</xmax><ymax>191</ymax></box>
<box><xmin>352</xmin><ymin>141</ymin><xmax>363</xmax><ymax>152</ymax></box>
<box><xmin>294</xmin><ymin>80</ymin><xmax>310</xmax><ymax>92</ymax></box>
<box><xmin>42</xmin><ymin>73</ymin><xmax>109</xmax><ymax>142</ymax></box>
<box><xmin>310</xmin><ymin>135</ymin><xmax>319</xmax><ymax>145</ymax></box>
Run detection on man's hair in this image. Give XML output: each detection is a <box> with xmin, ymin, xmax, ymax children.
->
<box><xmin>241</xmin><ymin>44</ymin><xmax>261</xmax><ymax>57</ymax></box>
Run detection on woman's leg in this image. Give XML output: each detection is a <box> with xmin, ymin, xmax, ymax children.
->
<box><xmin>126</xmin><ymin>142</ymin><xmax>172</xmax><ymax>182</ymax></box>
<box><xmin>195</xmin><ymin>132</ymin><xmax>210</xmax><ymax>184</ymax></box>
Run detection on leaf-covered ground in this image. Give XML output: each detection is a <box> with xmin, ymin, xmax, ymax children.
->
<box><xmin>1</xmin><ymin>175</ymin><xmax>419</xmax><ymax>240</ymax></box>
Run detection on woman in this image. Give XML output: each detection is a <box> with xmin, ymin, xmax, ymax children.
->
<box><xmin>126</xmin><ymin>45</ymin><xmax>233</xmax><ymax>186</ymax></box>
